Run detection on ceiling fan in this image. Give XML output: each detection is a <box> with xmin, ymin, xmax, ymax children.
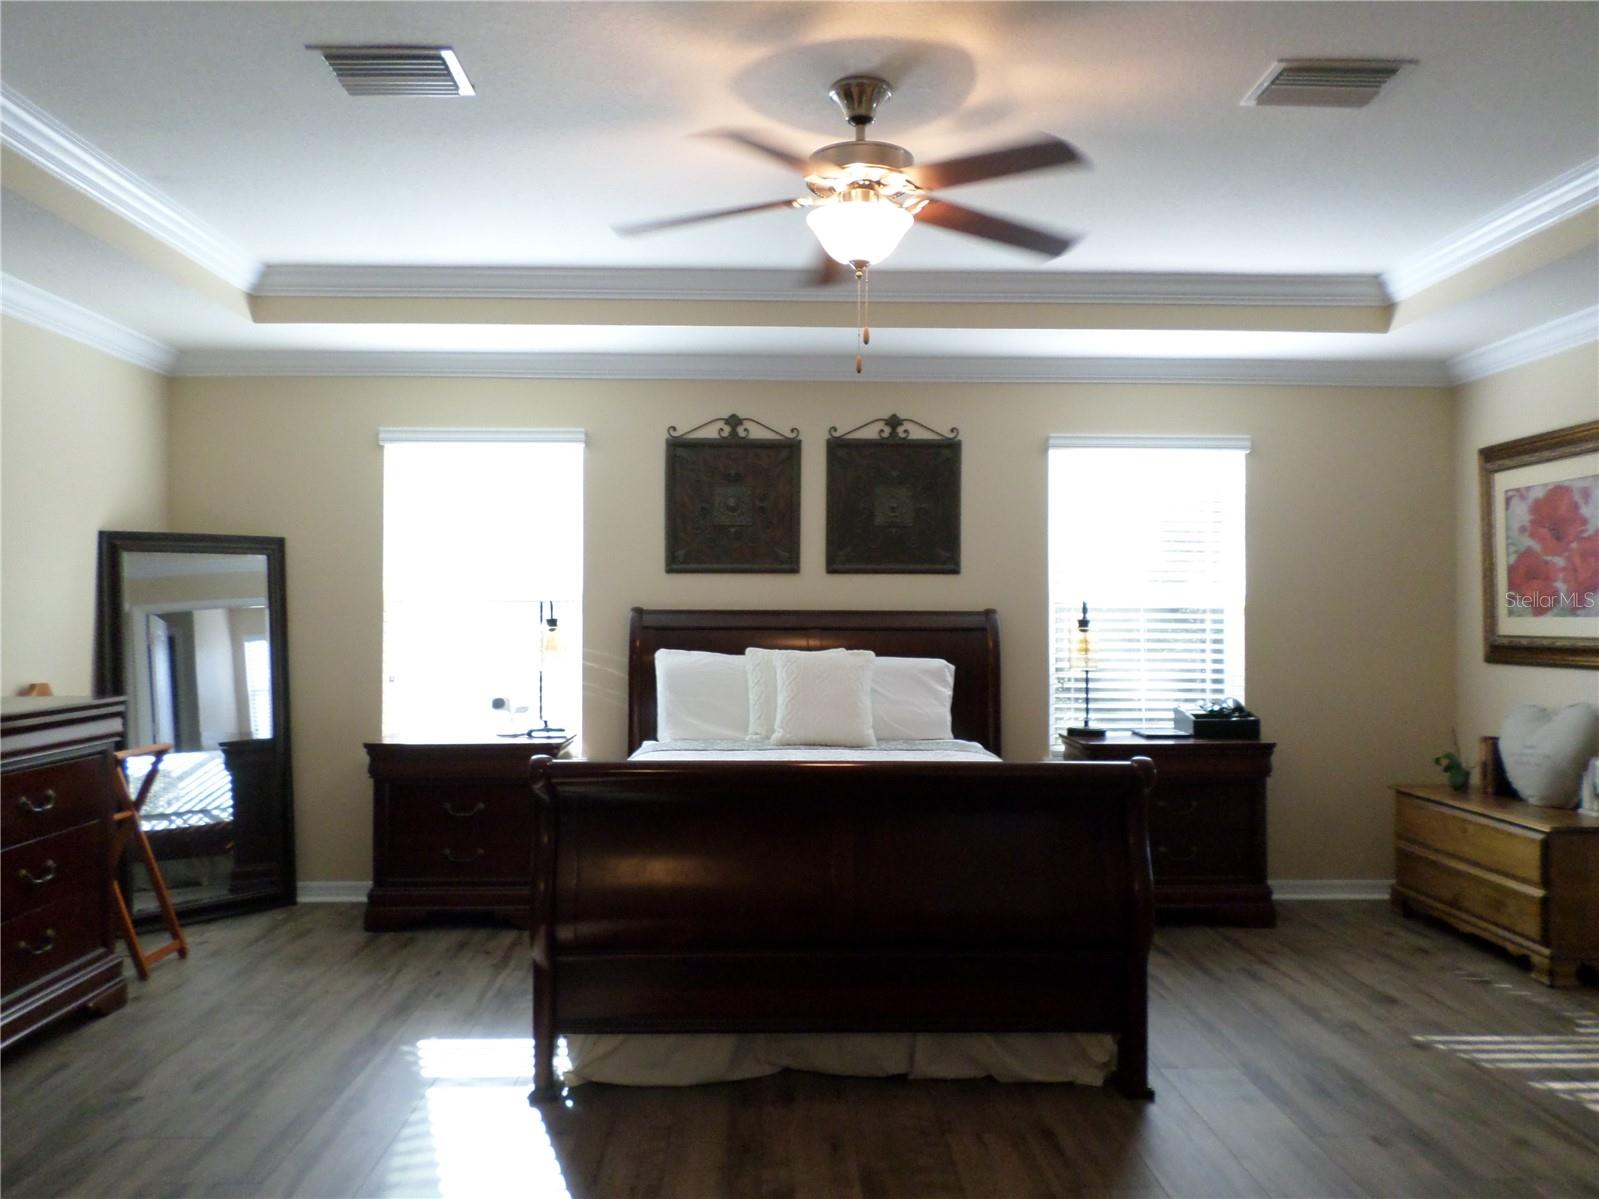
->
<box><xmin>617</xmin><ymin>74</ymin><xmax>1088</xmax><ymax>283</ymax></box>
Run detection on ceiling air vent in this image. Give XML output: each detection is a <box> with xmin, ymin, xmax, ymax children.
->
<box><xmin>311</xmin><ymin>45</ymin><xmax>475</xmax><ymax>97</ymax></box>
<box><xmin>1242</xmin><ymin>59</ymin><xmax>1413</xmax><ymax>109</ymax></box>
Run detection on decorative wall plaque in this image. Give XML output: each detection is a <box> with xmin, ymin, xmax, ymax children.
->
<box><xmin>666</xmin><ymin>414</ymin><xmax>801</xmax><ymax>573</ymax></box>
<box><xmin>826</xmin><ymin>414</ymin><xmax>961</xmax><ymax>573</ymax></box>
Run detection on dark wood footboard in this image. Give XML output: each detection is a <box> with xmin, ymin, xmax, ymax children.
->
<box><xmin>528</xmin><ymin>755</ymin><xmax>1156</xmax><ymax>1102</ymax></box>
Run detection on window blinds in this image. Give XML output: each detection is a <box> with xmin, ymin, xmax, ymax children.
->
<box><xmin>1048</xmin><ymin>438</ymin><xmax>1248</xmax><ymax>734</ymax></box>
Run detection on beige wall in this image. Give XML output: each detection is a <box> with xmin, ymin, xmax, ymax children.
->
<box><xmin>1453</xmin><ymin>343</ymin><xmax>1599</xmax><ymax>748</ymax></box>
<box><xmin>169</xmin><ymin>375</ymin><xmax>1457</xmax><ymax>885</ymax></box>
<box><xmin>1</xmin><ymin>317</ymin><xmax>168</xmax><ymax>694</ymax></box>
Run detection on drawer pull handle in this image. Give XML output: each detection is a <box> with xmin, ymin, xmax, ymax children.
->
<box><xmin>1159</xmin><ymin>799</ymin><xmax>1198</xmax><ymax>818</ymax></box>
<box><xmin>17</xmin><ymin>929</ymin><xmax>57</xmax><ymax>957</ymax></box>
<box><xmin>1157</xmin><ymin>844</ymin><xmax>1198</xmax><ymax>863</ymax></box>
<box><xmin>443</xmin><ymin>801</ymin><xmax>486</xmax><ymax>819</ymax></box>
<box><xmin>443</xmin><ymin>847</ymin><xmax>485</xmax><ymax>864</ymax></box>
<box><xmin>16</xmin><ymin>789</ymin><xmax>58</xmax><ymax>815</ymax></box>
<box><xmin>18</xmin><ymin>860</ymin><xmax>58</xmax><ymax>887</ymax></box>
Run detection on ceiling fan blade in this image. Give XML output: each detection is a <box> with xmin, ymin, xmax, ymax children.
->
<box><xmin>700</xmin><ymin>128</ymin><xmax>814</xmax><ymax>173</ymax></box>
<box><xmin>912</xmin><ymin>135</ymin><xmax>1084</xmax><ymax>191</ymax></box>
<box><xmin>916</xmin><ymin>199</ymin><xmax>1077</xmax><ymax>258</ymax></box>
<box><xmin>614</xmin><ymin>198</ymin><xmax>799</xmax><ymax>237</ymax></box>
<box><xmin>803</xmin><ymin>250</ymin><xmax>851</xmax><ymax>287</ymax></box>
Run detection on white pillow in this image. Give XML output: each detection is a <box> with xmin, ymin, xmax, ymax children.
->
<box><xmin>654</xmin><ymin>649</ymin><xmax>749</xmax><ymax>741</ymax></box>
<box><xmin>872</xmin><ymin>656</ymin><xmax>956</xmax><ymax>741</ymax></box>
<box><xmin>745</xmin><ymin>646</ymin><xmax>845</xmax><ymax>740</ymax></box>
<box><xmin>1499</xmin><ymin>703</ymin><xmax>1599</xmax><ymax>808</ymax></box>
<box><xmin>770</xmin><ymin>650</ymin><xmax>877</xmax><ymax>748</ymax></box>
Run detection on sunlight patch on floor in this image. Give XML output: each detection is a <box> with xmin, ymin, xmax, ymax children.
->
<box><xmin>363</xmin><ymin>1039</ymin><xmax>577</xmax><ymax>1198</ymax></box>
<box><xmin>416</xmin><ymin>1036</ymin><xmax>572</xmax><ymax>1081</ymax></box>
<box><xmin>424</xmin><ymin>1084</ymin><xmax>572</xmax><ymax>1198</ymax></box>
<box><xmin>1415</xmin><ymin>1030</ymin><xmax>1599</xmax><ymax>1112</ymax></box>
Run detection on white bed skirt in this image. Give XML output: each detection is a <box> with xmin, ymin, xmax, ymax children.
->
<box><xmin>563</xmin><ymin>1032</ymin><xmax>1116</xmax><ymax>1087</ymax></box>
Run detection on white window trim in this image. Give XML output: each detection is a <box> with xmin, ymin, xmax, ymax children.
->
<box><xmin>1048</xmin><ymin>434</ymin><xmax>1251</xmax><ymax>452</ymax></box>
<box><xmin>378</xmin><ymin>427</ymin><xmax>586</xmax><ymax>444</ymax></box>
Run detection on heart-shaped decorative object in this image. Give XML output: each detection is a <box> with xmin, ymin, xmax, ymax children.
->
<box><xmin>1499</xmin><ymin>703</ymin><xmax>1599</xmax><ymax>808</ymax></box>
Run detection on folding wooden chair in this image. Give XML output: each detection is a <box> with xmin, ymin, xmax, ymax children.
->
<box><xmin>111</xmin><ymin>743</ymin><xmax>189</xmax><ymax>979</ymax></box>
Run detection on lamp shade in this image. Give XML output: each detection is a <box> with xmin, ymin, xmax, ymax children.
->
<box><xmin>806</xmin><ymin>191</ymin><xmax>914</xmax><ymax>267</ymax></box>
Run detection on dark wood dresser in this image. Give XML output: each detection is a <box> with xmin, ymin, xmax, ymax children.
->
<box><xmin>365</xmin><ymin>735</ymin><xmax>572</xmax><ymax>930</ymax></box>
<box><xmin>2</xmin><ymin>697</ymin><xmax>128</xmax><ymax>1047</ymax></box>
<box><xmin>1062</xmin><ymin>732</ymin><xmax>1277</xmax><ymax>926</ymax></box>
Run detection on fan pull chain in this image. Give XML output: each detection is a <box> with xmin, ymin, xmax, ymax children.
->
<box><xmin>853</xmin><ymin>261</ymin><xmax>870</xmax><ymax>374</ymax></box>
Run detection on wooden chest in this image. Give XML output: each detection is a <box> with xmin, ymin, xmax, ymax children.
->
<box><xmin>1</xmin><ymin>697</ymin><xmax>128</xmax><ymax>1047</ymax></box>
<box><xmin>364</xmin><ymin>736</ymin><xmax>572</xmax><ymax>930</ymax></box>
<box><xmin>1391</xmin><ymin>783</ymin><xmax>1599</xmax><ymax>987</ymax></box>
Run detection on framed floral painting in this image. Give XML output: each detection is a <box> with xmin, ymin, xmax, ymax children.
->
<box><xmin>1479</xmin><ymin>419</ymin><xmax>1599</xmax><ymax>668</ymax></box>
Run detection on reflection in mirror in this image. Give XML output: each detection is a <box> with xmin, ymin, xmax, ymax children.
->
<box><xmin>96</xmin><ymin>533</ymin><xmax>294</xmax><ymax>924</ymax></box>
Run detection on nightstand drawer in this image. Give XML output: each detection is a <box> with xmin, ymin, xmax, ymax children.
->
<box><xmin>1152</xmin><ymin>827</ymin><xmax>1255</xmax><ymax>879</ymax></box>
<box><xmin>1395</xmin><ymin>794</ymin><xmax>1543</xmax><ymax>884</ymax></box>
<box><xmin>1395</xmin><ymin>846</ymin><xmax>1545</xmax><ymax>942</ymax></box>
<box><xmin>1</xmin><ymin>822</ymin><xmax>102</xmax><ymax>919</ymax></box>
<box><xmin>379</xmin><ymin>786</ymin><xmax>532</xmax><ymax>882</ymax></box>
<box><xmin>1</xmin><ymin>756</ymin><xmax>107</xmax><ymax>847</ymax></box>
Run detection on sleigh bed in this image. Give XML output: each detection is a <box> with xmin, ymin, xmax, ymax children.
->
<box><xmin>528</xmin><ymin>608</ymin><xmax>1155</xmax><ymax>1100</ymax></box>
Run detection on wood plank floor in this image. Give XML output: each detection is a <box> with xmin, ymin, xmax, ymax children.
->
<box><xmin>3</xmin><ymin>902</ymin><xmax>1596</xmax><ymax>1198</ymax></box>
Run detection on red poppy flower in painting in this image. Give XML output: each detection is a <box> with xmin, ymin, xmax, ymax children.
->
<box><xmin>1563</xmin><ymin>533</ymin><xmax>1599</xmax><ymax>614</ymax></box>
<box><xmin>1507</xmin><ymin>548</ymin><xmax>1562</xmax><ymax>616</ymax></box>
<box><xmin>1525</xmin><ymin>484</ymin><xmax>1588</xmax><ymax>556</ymax></box>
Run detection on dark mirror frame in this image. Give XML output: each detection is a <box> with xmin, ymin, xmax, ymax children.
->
<box><xmin>94</xmin><ymin>530</ymin><xmax>296</xmax><ymax>924</ymax></box>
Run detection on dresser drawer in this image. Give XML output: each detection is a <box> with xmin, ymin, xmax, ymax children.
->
<box><xmin>1</xmin><ymin>822</ymin><xmax>102</xmax><ymax>919</ymax></box>
<box><xmin>379</xmin><ymin>785</ymin><xmax>532</xmax><ymax>882</ymax></box>
<box><xmin>1395</xmin><ymin>794</ymin><xmax>1544</xmax><ymax>885</ymax></box>
<box><xmin>1395</xmin><ymin>846</ymin><xmax>1545</xmax><ymax>942</ymax></box>
<box><xmin>1</xmin><ymin>895</ymin><xmax>104</xmax><ymax>995</ymax></box>
<box><xmin>2</xmin><ymin>756</ymin><xmax>108</xmax><ymax>847</ymax></box>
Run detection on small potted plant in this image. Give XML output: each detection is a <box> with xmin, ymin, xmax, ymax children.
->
<box><xmin>1433</xmin><ymin>732</ymin><xmax>1472</xmax><ymax>791</ymax></box>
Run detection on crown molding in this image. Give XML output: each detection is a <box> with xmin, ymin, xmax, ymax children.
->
<box><xmin>1</xmin><ymin>274</ymin><xmax>177</xmax><ymax>373</ymax></box>
<box><xmin>0</xmin><ymin>83</ymin><xmax>261</xmax><ymax>291</ymax></box>
<box><xmin>1447</xmin><ymin>305</ymin><xmax>1599</xmax><ymax>383</ymax></box>
<box><xmin>174</xmin><ymin>348</ymin><xmax>1449</xmax><ymax>388</ymax></box>
<box><xmin>1385</xmin><ymin>159</ymin><xmax>1599</xmax><ymax>300</ymax></box>
<box><xmin>253</xmin><ymin>264</ymin><xmax>1389</xmax><ymax>307</ymax></box>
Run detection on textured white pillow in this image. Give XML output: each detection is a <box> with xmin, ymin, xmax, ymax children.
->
<box><xmin>1499</xmin><ymin>703</ymin><xmax>1599</xmax><ymax>808</ymax></box>
<box><xmin>655</xmin><ymin>650</ymin><xmax>749</xmax><ymax>741</ymax></box>
<box><xmin>872</xmin><ymin>656</ymin><xmax>956</xmax><ymax>741</ymax></box>
<box><xmin>770</xmin><ymin>650</ymin><xmax>877</xmax><ymax>747</ymax></box>
<box><xmin>745</xmin><ymin>647</ymin><xmax>845</xmax><ymax>740</ymax></box>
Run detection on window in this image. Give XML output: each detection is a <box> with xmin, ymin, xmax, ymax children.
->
<box><xmin>1048</xmin><ymin>436</ymin><xmax>1247</xmax><ymax>736</ymax></box>
<box><xmin>380</xmin><ymin>429</ymin><xmax>584</xmax><ymax>742</ymax></box>
<box><xmin>243</xmin><ymin>635</ymin><xmax>273</xmax><ymax>738</ymax></box>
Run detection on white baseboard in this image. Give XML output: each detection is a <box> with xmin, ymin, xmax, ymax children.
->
<box><xmin>297</xmin><ymin>881</ymin><xmax>370</xmax><ymax>903</ymax></box>
<box><xmin>1272</xmin><ymin>879</ymin><xmax>1391</xmax><ymax>901</ymax></box>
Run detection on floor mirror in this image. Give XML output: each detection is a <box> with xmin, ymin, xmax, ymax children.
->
<box><xmin>95</xmin><ymin>531</ymin><xmax>295</xmax><ymax>923</ymax></box>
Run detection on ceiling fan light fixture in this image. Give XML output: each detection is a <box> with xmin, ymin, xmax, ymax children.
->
<box><xmin>805</xmin><ymin>189</ymin><xmax>914</xmax><ymax>267</ymax></box>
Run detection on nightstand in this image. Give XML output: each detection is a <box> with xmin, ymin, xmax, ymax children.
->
<box><xmin>1061</xmin><ymin>732</ymin><xmax>1276</xmax><ymax>926</ymax></box>
<box><xmin>364</xmin><ymin>734</ymin><xmax>573</xmax><ymax>930</ymax></box>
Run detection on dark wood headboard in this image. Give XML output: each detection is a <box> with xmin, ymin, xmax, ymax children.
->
<box><xmin>627</xmin><ymin>608</ymin><xmax>1001</xmax><ymax>754</ymax></box>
